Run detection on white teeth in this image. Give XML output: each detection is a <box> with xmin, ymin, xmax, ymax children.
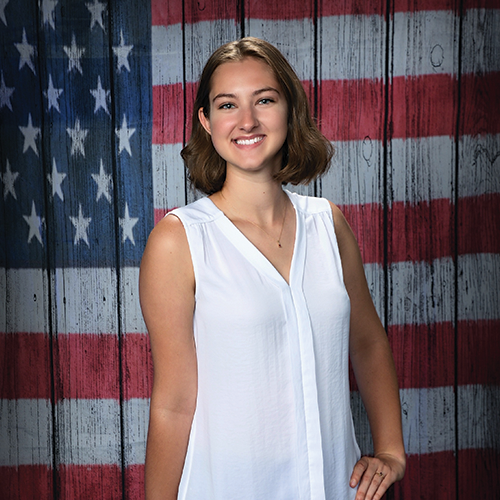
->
<box><xmin>235</xmin><ymin>136</ymin><xmax>263</xmax><ymax>145</ymax></box>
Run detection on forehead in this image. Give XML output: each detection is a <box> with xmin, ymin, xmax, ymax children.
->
<box><xmin>209</xmin><ymin>57</ymin><xmax>280</xmax><ymax>94</ymax></box>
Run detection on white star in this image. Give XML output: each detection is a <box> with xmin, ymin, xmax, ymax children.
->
<box><xmin>47</xmin><ymin>158</ymin><xmax>66</xmax><ymax>201</ymax></box>
<box><xmin>19</xmin><ymin>113</ymin><xmax>41</xmax><ymax>156</ymax></box>
<box><xmin>1</xmin><ymin>159</ymin><xmax>19</xmax><ymax>200</ymax></box>
<box><xmin>119</xmin><ymin>203</ymin><xmax>138</xmax><ymax>245</ymax></box>
<box><xmin>40</xmin><ymin>0</ymin><xmax>58</xmax><ymax>30</ymax></box>
<box><xmin>63</xmin><ymin>33</ymin><xmax>85</xmax><ymax>75</ymax></box>
<box><xmin>115</xmin><ymin>114</ymin><xmax>135</xmax><ymax>156</ymax></box>
<box><xmin>91</xmin><ymin>158</ymin><xmax>113</xmax><ymax>203</ymax></box>
<box><xmin>69</xmin><ymin>204</ymin><xmax>91</xmax><ymax>246</ymax></box>
<box><xmin>44</xmin><ymin>74</ymin><xmax>63</xmax><ymax>112</ymax></box>
<box><xmin>113</xmin><ymin>31</ymin><xmax>133</xmax><ymax>73</ymax></box>
<box><xmin>90</xmin><ymin>75</ymin><xmax>110</xmax><ymax>115</ymax></box>
<box><xmin>86</xmin><ymin>0</ymin><xmax>106</xmax><ymax>31</ymax></box>
<box><xmin>0</xmin><ymin>72</ymin><xmax>14</xmax><ymax>111</ymax></box>
<box><xmin>15</xmin><ymin>28</ymin><xmax>36</xmax><ymax>74</ymax></box>
<box><xmin>23</xmin><ymin>201</ymin><xmax>44</xmax><ymax>245</ymax></box>
<box><xmin>0</xmin><ymin>0</ymin><xmax>8</xmax><ymax>26</ymax></box>
<box><xmin>66</xmin><ymin>118</ymin><xmax>88</xmax><ymax>157</ymax></box>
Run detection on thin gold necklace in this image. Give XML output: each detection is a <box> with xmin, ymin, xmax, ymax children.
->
<box><xmin>220</xmin><ymin>192</ymin><xmax>288</xmax><ymax>248</ymax></box>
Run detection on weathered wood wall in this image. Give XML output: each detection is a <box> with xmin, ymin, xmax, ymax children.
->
<box><xmin>1</xmin><ymin>0</ymin><xmax>499</xmax><ymax>498</ymax></box>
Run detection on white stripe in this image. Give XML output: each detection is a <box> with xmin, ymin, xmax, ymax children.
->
<box><xmin>459</xmin><ymin>134</ymin><xmax>500</xmax><ymax>198</ymax></box>
<box><xmin>123</xmin><ymin>398</ymin><xmax>150</xmax><ymax>466</ymax></box>
<box><xmin>184</xmin><ymin>20</ymin><xmax>239</xmax><ymax>83</ymax></box>
<box><xmin>458</xmin><ymin>253</ymin><xmax>500</xmax><ymax>322</ymax></box>
<box><xmin>152</xmin><ymin>23</ymin><xmax>184</xmax><ymax>86</ymax></box>
<box><xmin>319</xmin><ymin>15</ymin><xmax>385</xmax><ymax>81</ymax></box>
<box><xmin>0</xmin><ymin>399</ymin><xmax>53</xmax><ymax>466</ymax></box>
<box><xmin>393</xmin><ymin>10</ymin><xmax>458</xmax><ymax>78</ymax></box>
<box><xmin>3</xmin><ymin>385</ymin><xmax>498</xmax><ymax>466</ymax></box>
<box><xmin>351</xmin><ymin>386</ymin><xmax>456</xmax><ymax>456</ymax></box>
<box><xmin>458</xmin><ymin>385</ymin><xmax>500</xmax><ymax>450</ymax></box>
<box><xmin>152</xmin><ymin>143</ymin><xmax>186</xmax><ymax>211</ymax></box>
<box><xmin>320</xmin><ymin>139</ymin><xmax>384</xmax><ymax>206</ymax></box>
<box><xmin>247</xmin><ymin>18</ymin><xmax>315</xmax><ymax>81</ymax></box>
<box><xmin>53</xmin><ymin>267</ymin><xmax>117</xmax><ymax>334</ymax></box>
<box><xmin>120</xmin><ymin>267</ymin><xmax>146</xmax><ymax>334</ymax></box>
<box><xmin>390</xmin><ymin>136</ymin><xmax>455</xmax><ymax>203</ymax></box>
<box><xmin>57</xmin><ymin>399</ymin><xmax>121</xmax><ymax>465</ymax></box>
<box><xmin>2</xmin><ymin>269</ymin><xmax>48</xmax><ymax>333</ymax></box>
<box><xmin>461</xmin><ymin>9</ymin><xmax>500</xmax><ymax>75</ymax></box>
<box><xmin>388</xmin><ymin>258</ymin><xmax>455</xmax><ymax>326</ymax></box>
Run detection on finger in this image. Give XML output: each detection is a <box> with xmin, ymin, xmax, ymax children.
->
<box><xmin>350</xmin><ymin>458</ymin><xmax>369</xmax><ymax>488</ymax></box>
<box><xmin>364</xmin><ymin>469</ymin><xmax>388</xmax><ymax>500</ymax></box>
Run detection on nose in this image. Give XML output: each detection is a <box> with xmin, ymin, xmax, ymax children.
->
<box><xmin>238</xmin><ymin>105</ymin><xmax>259</xmax><ymax>131</ymax></box>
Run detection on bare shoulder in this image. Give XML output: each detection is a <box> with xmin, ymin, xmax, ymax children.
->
<box><xmin>139</xmin><ymin>214</ymin><xmax>195</xmax><ymax>320</ymax></box>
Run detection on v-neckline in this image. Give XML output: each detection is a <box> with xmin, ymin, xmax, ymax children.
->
<box><xmin>205</xmin><ymin>190</ymin><xmax>301</xmax><ymax>287</ymax></box>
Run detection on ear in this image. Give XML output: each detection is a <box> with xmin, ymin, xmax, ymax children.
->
<box><xmin>198</xmin><ymin>107</ymin><xmax>211</xmax><ymax>135</ymax></box>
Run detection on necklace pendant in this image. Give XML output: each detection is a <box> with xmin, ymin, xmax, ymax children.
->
<box><xmin>278</xmin><ymin>241</ymin><xmax>282</xmax><ymax>248</ymax></box>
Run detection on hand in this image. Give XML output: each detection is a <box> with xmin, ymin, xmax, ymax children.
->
<box><xmin>349</xmin><ymin>453</ymin><xmax>406</xmax><ymax>500</ymax></box>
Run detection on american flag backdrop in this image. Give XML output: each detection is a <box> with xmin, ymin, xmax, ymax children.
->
<box><xmin>0</xmin><ymin>0</ymin><xmax>499</xmax><ymax>499</ymax></box>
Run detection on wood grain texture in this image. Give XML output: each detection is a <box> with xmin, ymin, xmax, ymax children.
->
<box><xmin>388</xmin><ymin>3</ymin><xmax>460</xmax><ymax>498</ymax></box>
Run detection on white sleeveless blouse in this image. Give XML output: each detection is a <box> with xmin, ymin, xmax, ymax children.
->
<box><xmin>170</xmin><ymin>190</ymin><xmax>360</xmax><ymax>500</ymax></box>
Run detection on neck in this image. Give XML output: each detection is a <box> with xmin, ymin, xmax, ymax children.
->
<box><xmin>213</xmin><ymin>174</ymin><xmax>287</xmax><ymax>225</ymax></box>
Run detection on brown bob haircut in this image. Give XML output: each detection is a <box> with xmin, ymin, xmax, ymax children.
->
<box><xmin>181</xmin><ymin>37</ymin><xmax>334</xmax><ymax>195</ymax></box>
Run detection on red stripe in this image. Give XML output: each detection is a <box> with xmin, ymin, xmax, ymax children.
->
<box><xmin>154</xmin><ymin>207</ymin><xmax>171</xmax><ymax>224</ymax></box>
<box><xmin>393</xmin><ymin>0</ymin><xmax>459</xmax><ymax>12</ymax></box>
<box><xmin>393</xmin><ymin>451</ymin><xmax>456</xmax><ymax>500</ymax></box>
<box><xmin>319</xmin><ymin>79</ymin><xmax>385</xmax><ymax>142</ymax></box>
<box><xmin>0</xmin><ymin>332</ymin><xmax>52</xmax><ymax>399</ymax></box>
<box><xmin>458</xmin><ymin>319</ymin><xmax>500</xmax><ymax>385</ymax></box>
<box><xmin>388</xmin><ymin>199</ymin><xmax>455</xmax><ymax>262</ymax></box>
<box><xmin>461</xmin><ymin>72</ymin><xmax>500</xmax><ymax>136</ymax></box>
<box><xmin>339</xmin><ymin>203</ymin><xmax>384</xmax><ymax>265</ymax></box>
<box><xmin>458</xmin><ymin>448</ymin><xmax>500</xmax><ymax>499</ymax></box>
<box><xmin>0</xmin><ymin>465</ymin><xmax>53</xmax><ymax>500</ymax></box>
<box><xmin>152</xmin><ymin>83</ymin><xmax>184</xmax><ymax>145</ymax></box>
<box><xmin>151</xmin><ymin>0</ymin><xmax>182</xmax><ymax>26</ymax></box>
<box><xmin>459</xmin><ymin>194</ymin><xmax>500</xmax><ymax>254</ymax></box>
<box><xmin>122</xmin><ymin>333</ymin><xmax>153</xmax><ymax>399</ymax></box>
<box><xmin>391</xmin><ymin>74</ymin><xmax>458</xmax><ymax>139</ymax></box>
<box><xmin>246</xmin><ymin>0</ymin><xmax>314</xmax><ymax>20</ymax></box>
<box><xmin>320</xmin><ymin>0</ymin><xmax>385</xmax><ymax>16</ymax></box>
<box><xmin>55</xmin><ymin>334</ymin><xmax>120</xmax><ymax>400</ymax></box>
<box><xmin>58</xmin><ymin>464</ymin><xmax>121</xmax><ymax>500</ymax></box>
<box><xmin>124</xmin><ymin>464</ymin><xmax>146</xmax><ymax>500</ymax></box>
<box><xmin>184</xmin><ymin>0</ymin><xmax>239</xmax><ymax>23</ymax></box>
<box><xmin>389</xmin><ymin>322</ymin><xmax>455</xmax><ymax>389</ymax></box>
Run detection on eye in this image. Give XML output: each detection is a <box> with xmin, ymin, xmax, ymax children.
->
<box><xmin>258</xmin><ymin>97</ymin><xmax>275</xmax><ymax>105</ymax></box>
<box><xmin>218</xmin><ymin>102</ymin><xmax>235</xmax><ymax>110</ymax></box>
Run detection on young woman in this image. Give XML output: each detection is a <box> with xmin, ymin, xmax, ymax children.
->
<box><xmin>140</xmin><ymin>37</ymin><xmax>405</xmax><ymax>500</ymax></box>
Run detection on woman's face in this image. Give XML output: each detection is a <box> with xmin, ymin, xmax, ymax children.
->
<box><xmin>198</xmin><ymin>57</ymin><xmax>288</xmax><ymax>178</ymax></box>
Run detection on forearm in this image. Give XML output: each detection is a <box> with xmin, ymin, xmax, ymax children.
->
<box><xmin>351</xmin><ymin>338</ymin><xmax>405</xmax><ymax>463</ymax></box>
<box><xmin>145</xmin><ymin>407</ymin><xmax>195</xmax><ymax>500</ymax></box>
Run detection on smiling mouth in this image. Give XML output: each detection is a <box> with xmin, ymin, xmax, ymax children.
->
<box><xmin>234</xmin><ymin>136</ymin><xmax>264</xmax><ymax>146</ymax></box>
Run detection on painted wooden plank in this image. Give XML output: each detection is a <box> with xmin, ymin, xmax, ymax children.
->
<box><xmin>151</xmin><ymin>2</ymin><xmax>186</xmax><ymax>214</ymax></box>
<box><xmin>0</xmin><ymin>0</ymin><xmax>55</xmax><ymax>496</ymax></box>
<box><xmin>387</xmin><ymin>3</ymin><xmax>460</xmax><ymax>498</ymax></box>
<box><xmin>457</xmin><ymin>3</ymin><xmax>500</xmax><ymax>497</ymax></box>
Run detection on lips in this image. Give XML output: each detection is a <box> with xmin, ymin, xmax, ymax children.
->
<box><xmin>233</xmin><ymin>135</ymin><xmax>265</xmax><ymax>146</ymax></box>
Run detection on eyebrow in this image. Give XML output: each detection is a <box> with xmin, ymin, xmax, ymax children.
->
<box><xmin>212</xmin><ymin>87</ymin><xmax>280</xmax><ymax>103</ymax></box>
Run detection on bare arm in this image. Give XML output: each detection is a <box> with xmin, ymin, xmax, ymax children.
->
<box><xmin>330</xmin><ymin>202</ymin><xmax>406</xmax><ymax>500</ymax></box>
<box><xmin>139</xmin><ymin>215</ymin><xmax>197</xmax><ymax>500</ymax></box>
